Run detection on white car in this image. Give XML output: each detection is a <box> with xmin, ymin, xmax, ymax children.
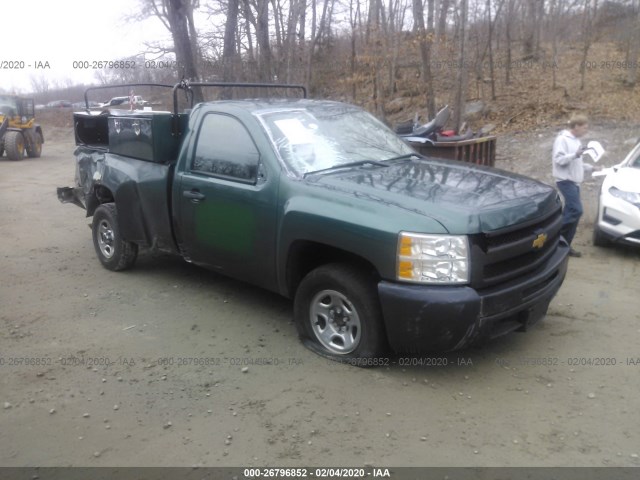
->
<box><xmin>101</xmin><ymin>96</ymin><xmax>148</xmax><ymax>108</ymax></box>
<box><xmin>593</xmin><ymin>142</ymin><xmax>640</xmax><ymax>247</ymax></box>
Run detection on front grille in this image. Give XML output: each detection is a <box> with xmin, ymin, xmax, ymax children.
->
<box><xmin>470</xmin><ymin>206</ymin><xmax>563</xmax><ymax>289</ymax></box>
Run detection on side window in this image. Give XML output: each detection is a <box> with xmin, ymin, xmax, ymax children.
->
<box><xmin>192</xmin><ymin>113</ymin><xmax>260</xmax><ymax>182</ymax></box>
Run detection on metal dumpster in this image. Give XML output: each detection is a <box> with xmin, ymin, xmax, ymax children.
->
<box><xmin>408</xmin><ymin>135</ymin><xmax>497</xmax><ymax>167</ymax></box>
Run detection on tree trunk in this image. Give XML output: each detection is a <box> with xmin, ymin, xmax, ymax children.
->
<box><xmin>349</xmin><ymin>0</ymin><xmax>360</xmax><ymax>101</ymax></box>
<box><xmin>366</xmin><ymin>0</ymin><xmax>382</xmax><ymax>43</ymax></box>
<box><xmin>165</xmin><ymin>0</ymin><xmax>203</xmax><ymax>103</ymax></box>
<box><xmin>306</xmin><ymin>0</ymin><xmax>330</xmax><ymax>87</ymax></box>
<box><xmin>437</xmin><ymin>0</ymin><xmax>450</xmax><ymax>39</ymax></box>
<box><xmin>523</xmin><ymin>0</ymin><xmax>536</xmax><ymax>59</ymax></box>
<box><xmin>453</xmin><ymin>0</ymin><xmax>468</xmax><ymax>132</ymax></box>
<box><xmin>221</xmin><ymin>0</ymin><xmax>239</xmax><ymax>98</ymax></box>
<box><xmin>487</xmin><ymin>0</ymin><xmax>496</xmax><ymax>100</ymax></box>
<box><xmin>535</xmin><ymin>0</ymin><xmax>544</xmax><ymax>56</ymax></box>
<box><xmin>505</xmin><ymin>0</ymin><xmax>515</xmax><ymax>84</ymax></box>
<box><xmin>413</xmin><ymin>0</ymin><xmax>436</xmax><ymax>118</ymax></box>
<box><xmin>579</xmin><ymin>0</ymin><xmax>597</xmax><ymax>90</ymax></box>
<box><xmin>550</xmin><ymin>0</ymin><xmax>559</xmax><ymax>89</ymax></box>
<box><xmin>256</xmin><ymin>0</ymin><xmax>273</xmax><ymax>82</ymax></box>
<box><xmin>427</xmin><ymin>0</ymin><xmax>436</xmax><ymax>116</ymax></box>
<box><xmin>626</xmin><ymin>0</ymin><xmax>640</xmax><ymax>86</ymax></box>
<box><xmin>284</xmin><ymin>0</ymin><xmax>301</xmax><ymax>83</ymax></box>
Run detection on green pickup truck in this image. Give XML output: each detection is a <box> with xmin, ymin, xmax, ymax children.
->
<box><xmin>58</xmin><ymin>82</ymin><xmax>569</xmax><ymax>363</ymax></box>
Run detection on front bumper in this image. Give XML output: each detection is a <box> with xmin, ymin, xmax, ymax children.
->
<box><xmin>596</xmin><ymin>193</ymin><xmax>640</xmax><ymax>246</ymax></box>
<box><xmin>378</xmin><ymin>242</ymin><xmax>569</xmax><ymax>353</ymax></box>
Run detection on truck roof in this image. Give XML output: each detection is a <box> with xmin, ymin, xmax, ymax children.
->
<box><xmin>194</xmin><ymin>98</ymin><xmax>358</xmax><ymax>114</ymax></box>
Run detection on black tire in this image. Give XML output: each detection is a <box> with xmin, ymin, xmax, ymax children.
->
<box><xmin>293</xmin><ymin>263</ymin><xmax>387</xmax><ymax>365</ymax></box>
<box><xmin>593</xmin><ymin>198</ymin><xmax>610</xmax><ymax>247</ymax></box>
<box><xmin>26</xmin><ymin>131</ymin><xmax>43</xmax><ymax>158</ymax></box>
<box><xmin>92</xmin><ymin>203</ymin><xmax>138</xmax><ymax>271</ymax></box>
<box><xmin>5</xmin><ymin>131</ymin><xmax>25</xmax><ymax>161</ymax></box>
<box><xmin>593</xmin><ymin>224</ymin><xmax>610</xmax><ymax>248</ymax></box>
<box><xmin>0</xmin><ymin>143</ymin><xmax>4</xmax><ymax>157</ymax></box>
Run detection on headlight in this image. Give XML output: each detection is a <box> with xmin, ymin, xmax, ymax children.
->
<box><xmin>397</xmin><ymin>232</ymin><xmax>469</xmax><ymax>284</ymax></box>
<box><xmin>609</xmin><ymin>186</ymin><xmax>640</xmax><ymax>207</ymax></box>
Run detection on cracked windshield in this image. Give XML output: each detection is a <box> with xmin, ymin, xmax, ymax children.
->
<box><xmin>261</xmin><ymin>107</ymin><xmax>414</xmax><ymax>175</ymax></box>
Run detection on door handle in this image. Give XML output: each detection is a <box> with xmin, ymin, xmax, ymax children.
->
<box><xmin>183</xmin><ymin>189</ymin><xmax>206</xmax><ymax>202</ymax></box>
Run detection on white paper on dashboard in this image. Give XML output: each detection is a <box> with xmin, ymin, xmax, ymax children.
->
<box><xmin>274</xmin><ymin>119</ymin><xmax>315</xmax><ymax>145</ymax></box>
<box><xmin>584</xmin><ymin>141</ymin><xmax>605</xmax><ymax>163</ymax></box>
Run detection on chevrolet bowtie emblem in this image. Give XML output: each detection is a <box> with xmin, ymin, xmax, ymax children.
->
<box><xmin>532</xmin><ymin>233</ymin><xmax>548</xmax><ymax>249</ymax></box>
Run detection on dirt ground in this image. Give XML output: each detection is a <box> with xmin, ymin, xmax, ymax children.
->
<box><xmin>1</xmin><ymin>120</ymin><xmax>639</xmax><ymax>468</ymax></box>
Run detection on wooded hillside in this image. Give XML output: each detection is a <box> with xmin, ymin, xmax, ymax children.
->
<box><xmin>32</xmin><ymin>0</ymin><xmax>640</xmax><ymax>132</ymax></box>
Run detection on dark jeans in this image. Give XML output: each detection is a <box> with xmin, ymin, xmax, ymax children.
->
<box><xmin>556</xmin><ymin>180</ymin><xmax>583</xmax><ymax>245</ymax></box>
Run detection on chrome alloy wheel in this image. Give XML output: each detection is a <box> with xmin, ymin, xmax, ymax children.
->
<box><xmin>97</xmin><ymin>219</ymin><xmax>115</xmax><ymax>259</ymax></box>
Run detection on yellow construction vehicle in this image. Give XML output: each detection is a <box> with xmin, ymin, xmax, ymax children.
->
<box><xmin>0</xmin><ymin>95</ymin><xmax>44</xmax><ymax>160</ymax></box>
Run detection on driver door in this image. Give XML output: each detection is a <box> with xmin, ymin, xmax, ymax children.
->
<box><xmin>176</xmin><ymin>112</ymin><xmax>279</xmax><ymax>290</ymax></box>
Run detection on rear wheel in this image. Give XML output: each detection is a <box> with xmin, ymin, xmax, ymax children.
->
<box><xmin>5</xmin><ymin>131</ymin><xmax>25</xmax><ymax>160</ymax></box>
<box><xmin>294</xmin><ymin>263</ymin><xmax>387</xmax><ymax>365</ymax></box>
<box><xmin>26</xmin><ymin>131</ymin><xmax>43</xmax><ymax>158</ymax></box>
<box><xmin>92</xmin><ymin>203</ymin><xmax>138</xmax><ymax>271</ymax></box>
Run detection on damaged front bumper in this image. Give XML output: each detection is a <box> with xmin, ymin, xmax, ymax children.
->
<box><xmin>378</xmin><ymin>241</ymin><xmax>570</xmax><ymax>353</ymax></box>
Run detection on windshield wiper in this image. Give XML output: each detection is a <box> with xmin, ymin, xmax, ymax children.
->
<box><xmin>303</xmin><ymin>160</ymin><xmax>389</xmax><ymax>178</ymax></box>
<box><xmin>383</xmin><ymin>153</ymin><xmax>420</xmax><ymax>162</ymax></box>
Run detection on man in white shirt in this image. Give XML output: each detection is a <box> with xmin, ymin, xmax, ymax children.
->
<box><xmin>552</xmin><ymin>114</ymin><xmax>594</xmax><ymax>257</ymax></box>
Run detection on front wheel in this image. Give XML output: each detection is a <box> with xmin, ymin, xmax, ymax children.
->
<box><xmin>294</xmin><ymin>264</ymin><xmax>387</xmax><ymax>365</ymax></box>
<box><xmin>593</xmin><ymin>224</ymin><xmax>611</xmax><ymax>248</ymax></box>
<box><xmin>5</xmin><ymin>131</ymin><xmax>25</xmax><ymax>160</ymax></box>
<box><xmin>92</xmin><ymin>203</ymin><xmax>138</xmax><ymax>271</ymax></box>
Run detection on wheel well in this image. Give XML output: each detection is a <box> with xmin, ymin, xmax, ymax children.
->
<box><xmin>87</xmin><ymin>185</ymin><xmax>115</xmax><ymax>216</ymax></box>
<box><xmin>286</xmin><ymin>241</ymin><xmax>380</xmax><ymax>298</ymax></box>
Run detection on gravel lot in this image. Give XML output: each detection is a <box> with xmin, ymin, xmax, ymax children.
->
<box><xmin>1</xmin><ymin>122</ymin><xmax>639</xmax><ymax>467</ymax></box>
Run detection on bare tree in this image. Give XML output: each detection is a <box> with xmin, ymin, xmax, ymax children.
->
<box><xmin>222</xmin><ymin>0</ymin><xmax>240</xmax><ymax>83</ymax></box>
<box><xmin>504</xmin><ymin>0</ymin><xmax>516</xmax><ymax>84</ymax></box>
<box><xmin>386</xmin><ymin>0</ymin><xmax>410</xmax><ymax>96</ymax></box>
<box><xmin>348</xmin><ymin>0</ymin><xmax>363</xmax><ymax>101</ymax></box>
<box><xmin>30</xmin><ymin>74</ymin><xmax>50</xmax><ymax>95</ymax></box>
<box><xmin>626</xmin><ymin>0</ymin><xmax>640</xmax><ymax>85</ymax></box>
<box><xmin>306</xmin><ymin>0</ymin><xmax>333</xmax><ymax>87</ymax></box>
<box><xmin>549</xmin><ymin>0</ymin><xmax>565</xmax><ymax>90</ymax></box>
<box><xmin>477</xmin><ymin>0</ymin><xmax>504</xmax><ymax>100</ymax></box>
<box><xmin>285</xmin><ymin>0</ymin><xmax>307</xmax><ymax>83</ymax></box>
<box><xmin>255</xmin><ymin>0</ymin><xmax>273</xmax><ymax>81</ymax></box>
<box><xmin>137</xmin><ymin>0</ymin><xmax>203</xmax><ymax>101</ymax></box>
<box><xmin>413</xmin><ymin>0</ymin><xmax>437</xmax><ymax>117</ymax></box>
<box><xmin>453</xmin><ymin>0</ymin><xmax>469</xmax><ymax>132</ymax></box>
<box><xmin>437</xmin><ymin>0</ymin><xmax>451</xmax><ymax>39</ymax></box>
<box><xmin>579</xmin><ymin>0</ymin><xmax>598</xmax><ymax>90</ymax></box>
<box><xmin>366</xmin><ymin>0</ymin><xmax>383</xmax><ymax>43</ymax></box>
<box><xmin>523</xmin><ymin>0</ymin><xmax>535</xmax><ymax>59</ymax></box>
